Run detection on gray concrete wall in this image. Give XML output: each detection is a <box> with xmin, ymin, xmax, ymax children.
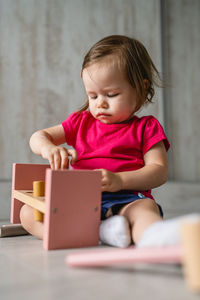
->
<box><xmin>0</xmin><ymin>0</ymin><xmax>162</xmax><ymax>219</ymax></box>
<box><xmin>162</xmin><ymin>0</ymin><xmax>200</xmax><ymax>182</ymax></box>
<box><xmin>0</xmin><ymin>0</ymin><xmax>199</xmax><ymax>220</ymax></box>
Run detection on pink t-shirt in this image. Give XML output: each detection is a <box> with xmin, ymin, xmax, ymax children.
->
<box><xmin>61</xmin><ymin>111</ymin><xmax>170</xmax><ymax>199</ymax></box>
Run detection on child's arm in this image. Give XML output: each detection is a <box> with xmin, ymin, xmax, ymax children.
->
<box><xmin>29</xmin><ymin>125</ymin><xmax>77</xmax><ymax>169</ymax></box>
<box><xmin>100</xmin><ymin>141</ymin><xmax>168</xmax><ymax>192</ymax></box>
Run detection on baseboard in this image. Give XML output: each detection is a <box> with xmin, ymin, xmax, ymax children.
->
<box><xmin>0</xmin><ymin>181</ymin><xmax>12</xmax><ymax>220</ymax></box>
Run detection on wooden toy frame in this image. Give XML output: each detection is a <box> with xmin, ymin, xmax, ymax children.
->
<box><xmin>10</xmin><ymin>163</ymin><xmax>102</xmax><ymax>250</ymax></box>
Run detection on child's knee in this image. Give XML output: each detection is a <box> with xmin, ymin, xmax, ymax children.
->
<box><xmin>133</xmin><ymin>198</ymin><xmax>159</xmax><ymax>212</ymax></box>
<box><xmin>20</xmin><ymin>204</ymin><xmax>44</xmax><ymax>239</ymax></box>
<box><xmin>119</xmin><ymin>198</ymin><xmax>160</xmax><ymax>220</ymax></box>
<box><xmin>20</xmin><ymin>205</ymin><xmax>34</xmax><ymax>230</ymax></box>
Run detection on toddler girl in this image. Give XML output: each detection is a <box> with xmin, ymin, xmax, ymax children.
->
<box><xmin>20</xmin><ymin>35</ymin><xmax>199</xmax><ymax>247</ymax></box>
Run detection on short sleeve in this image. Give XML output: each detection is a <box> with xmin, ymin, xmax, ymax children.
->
<box><xmin>142</xmin><ymin>116</ymin><xmax>170</xmax><ymax>155</ymax></box>
<box><xmin>61</xmin><ymin>112</ymin><xmax>82</xmax><ymax>146</ymax></box>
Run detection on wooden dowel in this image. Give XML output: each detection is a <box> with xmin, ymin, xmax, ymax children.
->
<box><xmin>66</xmin><ymin>245</ymin><xmax>182</xmax><ymax>267</ymax></box>
<box><xmin>181</xmin><ymin>220</ymin><xmax>200</xmax><ymax>292</ymax></box>
<box><xmin>33</xmin><ymin>181</ymin><xmax>45</xmax><ymax>222</ymax></box>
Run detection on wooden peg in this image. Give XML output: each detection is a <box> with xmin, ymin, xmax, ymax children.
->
<box><xmin>181</xmin><ymin>220</ymin><xmax>200</xmax><ymax>292</ymax></box>
<box><xmin>33</xmin><ymin>181</ymin><xmax>45</xmax><ymax>222</ymax></box>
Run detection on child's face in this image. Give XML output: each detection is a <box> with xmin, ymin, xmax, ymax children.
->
<box><xmin>82</xmin><ymin>57</ymin><xmax>137</xmax><ymax>124</ymax></box>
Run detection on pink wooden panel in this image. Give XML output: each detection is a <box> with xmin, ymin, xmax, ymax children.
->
<box><xmin>43</xmin><ymin>169</ymin><xmax>101</xmax><ymax>250</ymax></box>
<box><xmin>10</xmin><ymin>163</ymin><xmax>50</xmax><ymax>223</ymax></box>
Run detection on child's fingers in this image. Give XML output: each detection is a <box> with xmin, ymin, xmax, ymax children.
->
<box><xmin>68</xmin><ymin>149</ymin><xmax>78</xmax><ymax>165</ymax></box>
<box><xmin>60</xmin><ymin>149</ymin><xmax>69</xmax><ymax>169</ymax></box>
<box><xmin>95</xmin><ymin>169</ymin><xmax>114</xmax><ymax>192</ymax></box>
<box><xmin>101</xmin><ymin>170</ymin><xmax>110</xmax><ymax>184</ymax></box>
<box><xmin>101</xmin><ymin>176</ymin><xmax>108</xmax><ymax>185</ymax></box>
<box><xmin>95</xmin><ymin>169</ymin><xmax>109</xmax><ymax>186</ymax></box>
<box><xmin>101</xmin><ymin>183</ymin><xmax>109</xmax><ymax>192</ymax></box>
<box><xmin>61</xmin><ymin>156</ymin><xmax>69</xmax><ymax>169</ymax></box>
<box><xmin>49</xmin><ymin>157</ymin><xmax>55</xmax><ymax>170</ymax></box>
<box><xmin>54</xmin><ymin>152</ymin><xmax>61</xmax><ymax>170</ymax></box>
<box><xmin>47</xmin><ymin>153</ymin><xmax>56</xmax><ymax>169</ymax></box>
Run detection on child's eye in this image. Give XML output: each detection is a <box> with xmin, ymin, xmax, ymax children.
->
<box><xmin>107</xmin><ymin>93</ymin><xmax>119</xmax><ymax>98</ymax></box>
<box><xmin>89</xmin><ymin>95</ymin><xmax>97</xmax><ymax>99</ymax></box>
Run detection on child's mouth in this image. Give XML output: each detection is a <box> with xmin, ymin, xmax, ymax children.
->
<box><xmin>96</xmin><ymin>113</ymin><xmax>112</xmax><ymax>118</ymax></box>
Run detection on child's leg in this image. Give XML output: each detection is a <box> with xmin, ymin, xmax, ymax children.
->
<box><xmin>20</xmin><ymin>205</ymin><xmax>44</xmax><ymax>240</ymax></box>
<box><xmin>137</xmin><ymin>212</ymin><xmax>200</xmax><ymax>247</ymax></box>
<box><xmin>118</xmin><ymin>198</ymin><xmax>162</xmax><ymax>243</ymax></box>
<box><xmin>99</xmin><ymin>198</ymin><xmax>161</xmax><ymax>247</ymax></box>
<box><xmin>100</xmin><ymin>198</ymin><xmax>200</xmax><ymax>248</ymax></box>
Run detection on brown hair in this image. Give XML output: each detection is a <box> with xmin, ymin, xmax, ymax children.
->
<box><xmin>78</xmin><ymin>35</ymin><xmax>163</xmax><ymax>112</ymax></box>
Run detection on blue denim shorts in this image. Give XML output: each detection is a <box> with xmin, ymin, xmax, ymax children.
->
<box><xmin>101</xmin><ymin>191</ymin><xmax>163</xmax><ymax>220</ymax></box>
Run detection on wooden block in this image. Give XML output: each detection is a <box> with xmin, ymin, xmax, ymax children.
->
<box><xmin>181</xmin><ymin>220</ymin><xmax>200</xmax><ymax>292</ymax></box>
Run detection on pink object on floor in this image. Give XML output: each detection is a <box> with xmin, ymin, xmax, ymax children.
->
<box><xmin>11</xmin><ymin>163</ymin><xmax>101</xmax><ymax>250</ymax></box>
<box><xmin>66</xmin><ymin>245</ymin><xmax>183</xmax><ymax>267</ymax></box>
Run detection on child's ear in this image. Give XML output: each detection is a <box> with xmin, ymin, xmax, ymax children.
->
<box><xmin>143</xmin><ymin>79</ymin><xmax>149</xmax><ymax>90</ymax></box>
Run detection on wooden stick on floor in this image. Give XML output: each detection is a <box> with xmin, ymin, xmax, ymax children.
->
<box><xmin>0</xmin><ymin>224</ymin><xmax>29</xmax><ymax>237</ymax></box>
<box><xmin>66</xmin><ymin>245</ymin><xmax>183</xmax><ymax>267</ymax></box>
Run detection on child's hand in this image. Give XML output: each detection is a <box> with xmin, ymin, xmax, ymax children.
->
<box><xmin>98</xmin><ymin>169</ymin><xmax>123</xmax><ymax>192</ymax></box>
<box><xmin>41</xmin><ymin>145</ymin><xmax>77</xmax><ymax>170</ymax></box>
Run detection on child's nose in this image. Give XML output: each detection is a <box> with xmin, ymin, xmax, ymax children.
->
<box><xmin>97</xmin><ymin>96</ymin><xmax>108</xmax><ymax>108</ymax></box>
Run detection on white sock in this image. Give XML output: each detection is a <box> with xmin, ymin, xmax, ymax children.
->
<box><xmin>99</xmin><ymin>215</ymin><xmax>131</xmax><ymax>248</ymax></box>
<box><xmin>137</xmin><ymin>213</ymin><xmax>200</xmax><ymax>248</ymax></box>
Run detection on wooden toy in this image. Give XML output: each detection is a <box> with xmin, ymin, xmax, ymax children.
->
<box><xmin>66</xmin><ymin>245</ymin><xmax>182</xmax><ymax>266</ymax></box>
<box><xmin>180</xmin><ymin>221</ymin><xmax>200</xmax><ymax>292</ymax></box>
<box><xmin>66</xmin><ymin>220</ymin><xmax>200</xmax><ymax>293</ymax></box>
<box><xmin>11</xmin><ymin>163</ymin><xmax>101</xmax><ymax>250</ymax></box>
<box><xmin>0</xmin><ymin>224</ymin><xmax>28</xmax><ymax>237</ymax></box>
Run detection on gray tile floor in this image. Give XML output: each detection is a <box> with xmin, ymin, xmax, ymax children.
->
<box><xmin>0</xmin><ymin>221</ymin><xmax>199</xmax><ymax>300</ymax></box>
